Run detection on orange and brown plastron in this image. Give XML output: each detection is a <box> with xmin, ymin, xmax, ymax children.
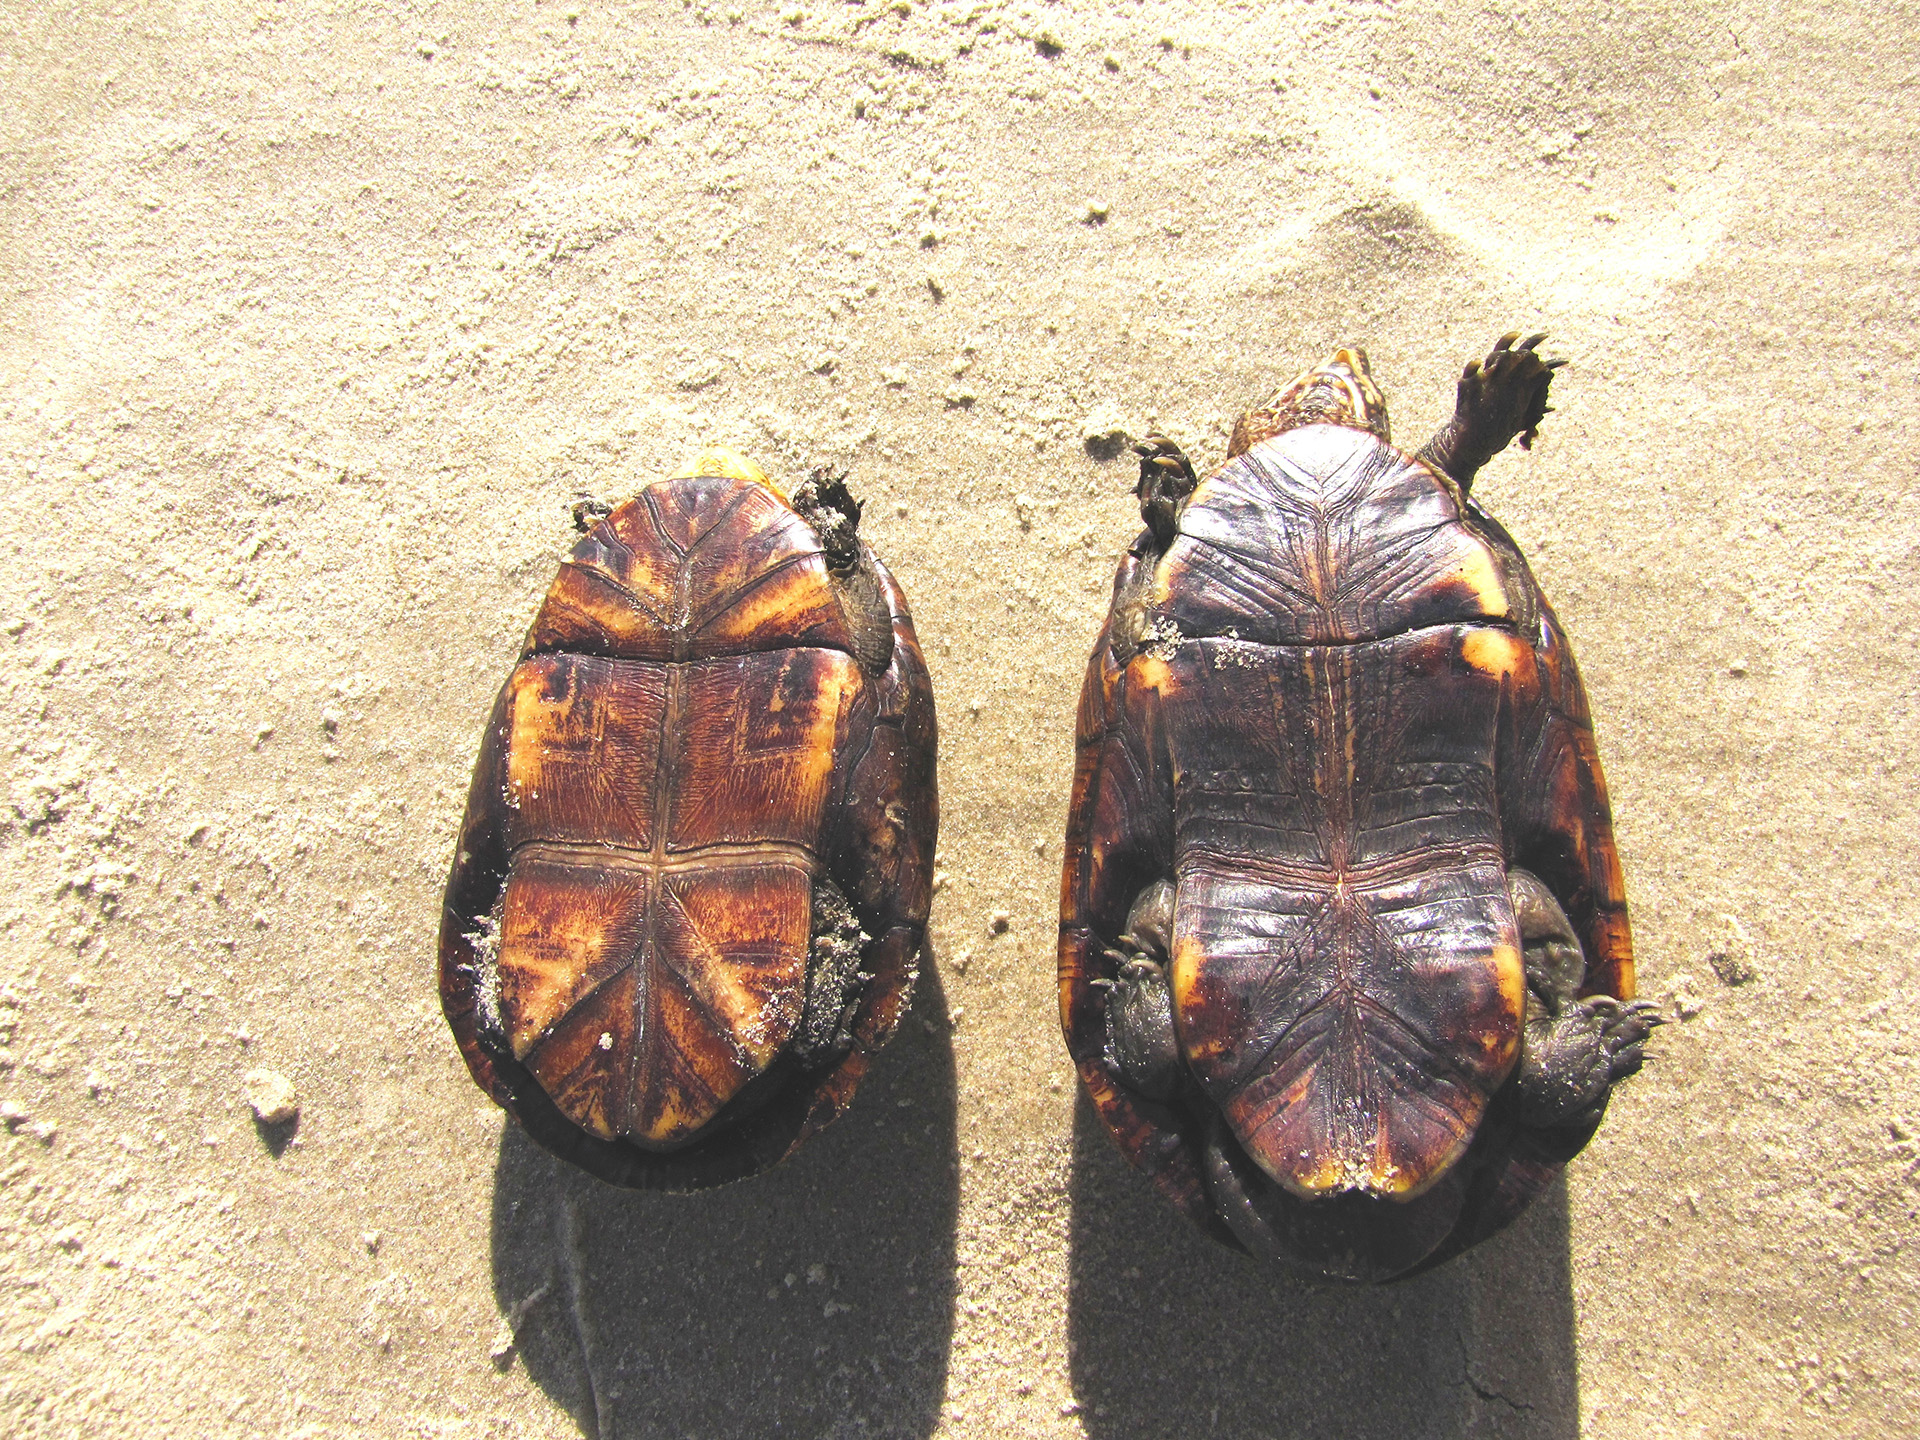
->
<box><xmin>441</xmin><ymin>449</ymin><xmax>936</xmax><ymax>1190</ymax></box>
<box><xmin>1059</xmin><ymin>338</ymin><xmax>1659</xmax><ymax>1281</ymax></box>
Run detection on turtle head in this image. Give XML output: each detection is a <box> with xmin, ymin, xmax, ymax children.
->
<box><xmin>1228</xmin><ymin>347</ymin><xmax>1391</xmax><ymax>457</ymax></box>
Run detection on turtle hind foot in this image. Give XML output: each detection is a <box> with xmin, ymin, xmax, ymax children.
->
<box><xmin>792</xmin><ymin>466</ymin><xmax>864</xmax><ymax>572</ymax></box>
<box><xmin>1416</xmin><ymin>331</ymin><xmax>1567</xmax><ymax>491</ymax></box>
<box><xmin>1133</xmin><ymin>433</ymin><xmax>1198</xmax><ymax>549</ymax></box>
<box><xmin>794</xmin><ymin>879</ymin><xmax>872</xmax><ymax>1068</ymax></box>
<box><xmin>1514</xmin><ymin>994</ymin><xmax>1666</xmax><ymax>1129</ymax></box>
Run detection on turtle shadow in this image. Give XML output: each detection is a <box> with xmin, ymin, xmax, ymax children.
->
<box><xmin>490</xmin><ymin>963</ymin><xmax>960</xmax><ymax>1440</ymax></box>
<box><xmin>1065</xmin><ymin>1096</ymin><xmax>1580</xmax><ymax>1440</ymax></box>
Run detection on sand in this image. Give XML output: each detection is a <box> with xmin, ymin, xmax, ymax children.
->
<box><xmin>2</xmin><ymin>1</ymin><xmax>1916</xmax><ymax>1436</ymax></box>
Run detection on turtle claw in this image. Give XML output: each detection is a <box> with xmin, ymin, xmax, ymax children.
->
<box><xmin>1598</xmin><ymin>997</ymin><xmax>1666</xmax><ymax>1082</ymax></box>
<box><xmin>1417</xmin><ymin>331</ymin><xmax>1566</xmax><ymax>488</ymax></box>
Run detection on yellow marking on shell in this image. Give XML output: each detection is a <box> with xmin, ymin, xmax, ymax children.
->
<box><xmin>667</xmin><ymin>446</ymin><xmax>782</xmax><ymax>495</ymax></box>
<box><xmin>1328</xmin><ymin>348</ymin><xmax>1386</xmax><ymax>415</ymax></box>
<box><xmin>732</xmin><ymin>988</ymin><xmax>803</xmax><ymax>1068</ymax></box>
<box><xmin>1284</xmin><ymin>1134</ymin><xmax>1423</xmax><ymax>1199</ymax></box>
<box><xmin>1451</xmin><ymin>544</ymin><xmax>1512</xmax><ymax>618</ymax></box>
<box><xmin>1168</xmin><ymin>935</ymin><xmax>1217</xmax><ymax>1053</ymax></box>
<box><xmin>502</xmin><ymin>666</ymin><xmax>571</xmax><ymax>810</ymax></box>
<box><xmin>637</xmin><ymin>1092</ymin><xmax>704</xmax><ymax>1145</ymax></box>
<box><xmin>1293</xmin><ymin>1149</ymin><xmax>1368</xmax><ymax>1195</ymax></box>
<box><xmin>1150</xmin><ymin>555</ymin><xmax>1176</xmax><ymax>609</ymax></box>
<box><xmin>715</xmin><ymin>574</ymin><xmax>831</xmax><ymax>658</ymax></box>
<box><xmin>1127</xmin><ymin>651</ymin><xmax>1175</xmax><ymax>695</ymax></box>
<box><xmin>1489</xmin><ymin>941</ymin><xmax>1526</xmax><ymax>1075</ymax></box>
<box><xmin>572</xmin><ymin>1096</ymin><xmax>616</xmax><ymax>1142</ymax></box>
<box><xmin>1260</xmin><ymin>348</ymin><xmax>1387</xmax><ymax>433</ymax></box>
<box><xmin>1460</xmin><ymin>627</ymin><xmax>1528</xmax><ymax>680</ymax></box>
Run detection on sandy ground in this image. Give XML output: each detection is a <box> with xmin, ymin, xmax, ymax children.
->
<box><xmin>2</xmin><ymin>1</ymin><xmax>1918</xmax><ymax>1436</ymax></box>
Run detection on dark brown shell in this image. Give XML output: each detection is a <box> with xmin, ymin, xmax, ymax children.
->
<box><xmin>1058</xmin><ymin>422</ymin><xmax>1631</xmax><ymax>1272</ymax></box>
<box><xmin>442</xmin><ymin>449</ymin><xmax>937</xmax><ymax>1190</ymax></box>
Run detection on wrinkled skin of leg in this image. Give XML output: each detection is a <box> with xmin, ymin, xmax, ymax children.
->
<box><xmin>1509</xmin><ymin>868</ymin><xmax>1663</xmax><ymax>1130</ymax></box>
<box><xmin>1416</xmin><ymin>332</ymin><xmax>1567</xmax><ymax>493</ymax></box>
<box><xmin>791</xmin><ymin>877</ymin><xmax>873</xmax><ymax>1069</ymax></box>
<box><xmin>1099</xmin><ymin>879</ymin><xmax>1182</xmax><ymax>1101</ymax></box>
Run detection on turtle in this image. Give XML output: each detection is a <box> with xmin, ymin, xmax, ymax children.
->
<box><xmin>440</xmin><ymin>447</ymin><xmax>938</xmax><ymax>1190</ymax></box>
<box><xmin>1058</xmin><ymin>335</ymin><xmax>1662</xmax><ymax>1281</ymax></box>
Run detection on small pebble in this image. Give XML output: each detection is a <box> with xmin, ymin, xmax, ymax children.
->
<box><xmin>244</xmin><ymin>1069</ymin><xmax>300</xmax><ymax>1126</ymax></box>
<box><xmin>363</xmin><ymin>1231</ymin><xmax>382</xmax><ymax>1254</ymax></box>
<box><xmin>1706</xmin><ymin>914</ymin><xmax>1758</xmax><ymax>986</ymax></box>
<box><xmin>0</xmin><ymin>1099</ymin><xmax>29</xmax><ymax>1130</ymax></box>
<box><xmin>1728</xmin><ymin>658</ymin><xmax>1749</xmax><ymax>676</ymax></box>
<box><xmin>1665</xmin><ymin>972</ymin><xmax>1706</xmax><ymax>1021</ymax></box>
<box><xmin>1085</xmin><ymin>199</ymin><xmax>1110</xmax><ymax>224</ymax></box>
<box><xmin>988</xmin><ymin>911</ymin><xmax>1011</xmax><ymax>935</ymax></box>
<box><xmin>1080</xmin><ymin>402</ymin><xmax>1131</xmax><ymax>458</ymax></box>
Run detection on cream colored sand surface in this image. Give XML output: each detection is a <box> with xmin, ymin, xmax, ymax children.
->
<box><xmin>3</xmin><ymin>2</ymin><xmax>1917</xmax><ymax>1436</ymax></box>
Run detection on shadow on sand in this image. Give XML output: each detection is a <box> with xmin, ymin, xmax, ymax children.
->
<box><xmin>1066</xmin><ymin>1096</ymin><xmax>1579</xmax><ymax>1440</ymax></box>
<box><xmin>490</xmin><ymin>966</ymin><xmax>959</xmax><ymax>1440</ymax></box>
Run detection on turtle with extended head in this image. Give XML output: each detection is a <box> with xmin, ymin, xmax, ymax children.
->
<box><xmin>1059</xmin><ymin>335</ymin><xmax>1660</xmax><ymax>1281</ymax></box>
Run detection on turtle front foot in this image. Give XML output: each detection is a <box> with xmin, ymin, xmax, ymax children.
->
<box><xmin>1515</xmin><ymin>994</ymin><xmax>1665</xmax><ymax>1128</ymax></box>
<box><xmin>570</xmin><ymin>493</ymin><xmax>616</xmax><ymax>532</ymax></box>
<box><xmin>1417</xmin><ymin>332</ymin><xmax>1567</xmax><ymax>491</ymax></box>
<box><xmin>1133</xmin><ymin>433</ymin><xmax>1198</xmax><ymax>549</ymax></box>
